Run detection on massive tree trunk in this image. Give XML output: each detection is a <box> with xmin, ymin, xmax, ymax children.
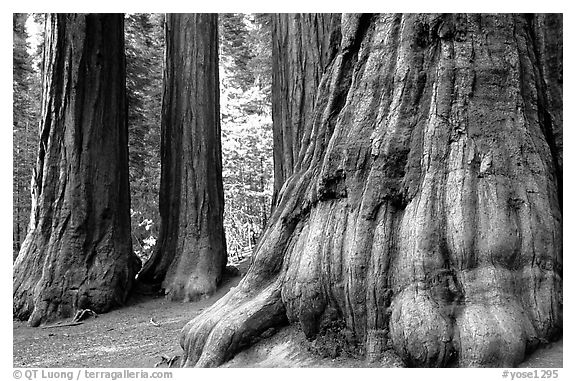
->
<box><xmin>271</xmin><ymin>13</ymin><xmax>341</xmax><ymax>207</ymax></box>
<box><xmin>13</xmin><ymin>14</ymin><xmax>141</xmax><ymax>327</ymax></box>
<box><xmin>179</xmin><ymin>13</ymin><xmax>562</xmax><ymax>368</ymax></box>
<box><xmin>137</xmin><ymin>14</ymin><xmax>227</xmax><ymax>301</ymax></box>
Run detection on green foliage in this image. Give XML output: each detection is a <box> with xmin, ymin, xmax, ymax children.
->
<box><xmin>13</xmin><ymin>13</ymin><xmax>42</xmax><ymax>258</ymax></box>
<box><xmin>219</xmin><ymin>14</ymin><xmax>273</xmax><ymax>260</ymax></box>
<box><xmin>125</xmin><ymin>13</ymin><xmax>164</xmax><ymax>262</ymax></box>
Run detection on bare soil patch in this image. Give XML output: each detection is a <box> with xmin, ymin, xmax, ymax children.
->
<box><xmin>13</xmin><ymin>258</ymin><xmax>562</xmax><ymax>368</ymax></box>
<box><xmin>13</xmin><ymin>261</ymin><xmax>248</xmax><ymax>368</ymax></box>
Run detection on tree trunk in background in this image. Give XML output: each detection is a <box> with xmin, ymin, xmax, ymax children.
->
<box><xmin>530</xmin><ymin>14</ymin><xmax>563</xmax><ymax>207</ymax></box>
<box><xmin>13</xmin><ymin>13</ymin><xmax>40</xmax><ymax>258</ymax></box>
<box><xmin>13</xmin><ymin>12</ymin><xmax>28</xmax><ymax>256</ymax></box>
<box><xmin>13</xmin><ymin>14</ymin><xmax>141</xmax><ymax>327</ymax></box>
<box><xmin>179</xmin><ymin>14</ymin><xmax>562</xmax><ymax>367</ymax></box>
<box><xmin>137</xmin><ymin>14</ymin><xmax>227</xmax><ymax>301</ymax></box>
<box><xmin>271</xmin><ymin>13</ymin><xmax>341</xmax><ymax>208</ymax></box>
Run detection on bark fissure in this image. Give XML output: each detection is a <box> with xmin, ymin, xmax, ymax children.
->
<box><xmin>524</xmin><ymin>15</ymin><xmax>563</xmax><ymax>212</ymax></box>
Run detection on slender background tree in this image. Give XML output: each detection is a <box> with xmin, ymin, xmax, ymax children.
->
<box><xmin>125</xmin><ymin>13</ymin><xmax>164</xmax><ymax>262</ymax></box>
<box><xmin>13</xmin><ymin>13</ymin><xmax>41</xmax><ymax>258</ymax></box>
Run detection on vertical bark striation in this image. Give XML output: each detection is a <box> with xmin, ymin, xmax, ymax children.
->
<box><xmin>137</xmin><ymin>14</ymin><xmax>227</xmax><ymax>301</ymax></box>
<box><xmin>528</xmin><ymin>14</ymin><xmax>562</xmax><ymax>208</ymax></box>
<box><xmin>13</xmin><ymin>14</ymin><xmax>140</xmax><ymax>327</ymax></box>
<box><xmin>181</xmin><ymin>13</ymin><xmax>562</xmax><ymax>368</ymax></box>
<box><xmin>271</xmin><ymin>13</ymin><xmax>341</xmax><ymax>207</ymax></box>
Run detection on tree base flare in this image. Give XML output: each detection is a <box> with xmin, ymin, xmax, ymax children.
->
<box><xmin>178</xmin><ymin>13</ymin><xmax>561</xmax><ymax>368</ymax></box>
<box><xmin>180</xmin><ymin>278</ymin><xmax>288</xmax><ymax>367</ymax></box>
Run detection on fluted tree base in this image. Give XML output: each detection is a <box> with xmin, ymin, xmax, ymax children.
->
<box><xmin>180</xmin><ymin>13</ymin><xmax>562</xmax><ymax>368</ymax></box>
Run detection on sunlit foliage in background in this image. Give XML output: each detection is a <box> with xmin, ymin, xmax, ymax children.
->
<box><xmin>219</xmin><ymin>13</ymin><xmax>273</xmax><ymax>260</ymax></box>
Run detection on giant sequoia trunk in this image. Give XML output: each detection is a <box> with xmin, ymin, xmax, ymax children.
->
<box><xmin>13</xmin><ymin>14</ymin><xmax>141</xmax><ymax>327</ymax></box>
<box><xmin>137</xmin><ymin>14</ymin><xmax>227</xmax><ymax>301</ymax></box>
<box><xmin>181</xmin><ymin>13</ymin><xmax>562</xmax><ymax>367</ymax></box>
<box><xmin>271</xmin><ymin>13</ymin><xmax>341</xmax><ymax>206</ymax></box>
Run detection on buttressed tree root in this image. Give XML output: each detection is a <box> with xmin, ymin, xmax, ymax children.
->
<box><xmin>181</xmin><ymin>13</ymin><xmax>562</xmax><ymax>367</ymax></box>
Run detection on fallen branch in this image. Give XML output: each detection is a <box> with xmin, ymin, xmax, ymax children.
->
<box><xmin>73</xmin><ymin>309</ymin><xmax>97</xmax><ymax>322</ymax></box>
<box><xmin>41</xmin><ymin>321</ymin><xmax>84</xmax><ymax>329</ymax></box>
<box><xmin>41</xmin><ymin>308</ymin><xmax>97</xmax><ymax>329</ymax></box>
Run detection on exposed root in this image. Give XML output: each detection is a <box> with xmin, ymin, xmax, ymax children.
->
<box><xmin>180</xmin><ymin>277</ymin><xmax>287</xmax><ymax>367</ymax></box>
<box><xmin>41</xmin><ymin>321</ymin><xmax>84</xmax><ymax>329</ymax></box>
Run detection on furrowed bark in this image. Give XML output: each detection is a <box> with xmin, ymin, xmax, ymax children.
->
<box><xmin>13</xmin><ymin>13</ymin><xmax>141</xmax><ymax>327</ymax></box>
<box><xmin>181</xmin><ymin>13</ymin><xmax>562</xmax><ymax>368</ymax></box>
<box><xmin>271</xmin><ymin>13</ymin><xmax>341</xmax><ymax>208</ymax></box>
<box><xmin>137</xmin><ymin>13</ymin><xmax>227</xmax><ymax>301</ymax></box>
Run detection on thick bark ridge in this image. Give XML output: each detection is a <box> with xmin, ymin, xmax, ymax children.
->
<box><xmin>137</xmin><ymin>14</ymin><xmax>227</xmax><ymax>301</ymax></box>
<box><xmin>271</xmin><ymin>13</ymin><xmax>342</xmax><ymax>207</ymax></box>
<box><xmin>13</xmin><ymin>14</ymin><xmax>141</xmax><ymax>327</ymax></box>
<box><xmin>181</xmin><ymin>13</ymin><xmax>561</xmax><ymax>367</ymax></box>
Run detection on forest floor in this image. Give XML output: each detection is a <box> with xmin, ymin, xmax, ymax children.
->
<box><xmin>13</xmin><ymin>258</ymin><xmax>563</xmax><ymax>368</ymax></box>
